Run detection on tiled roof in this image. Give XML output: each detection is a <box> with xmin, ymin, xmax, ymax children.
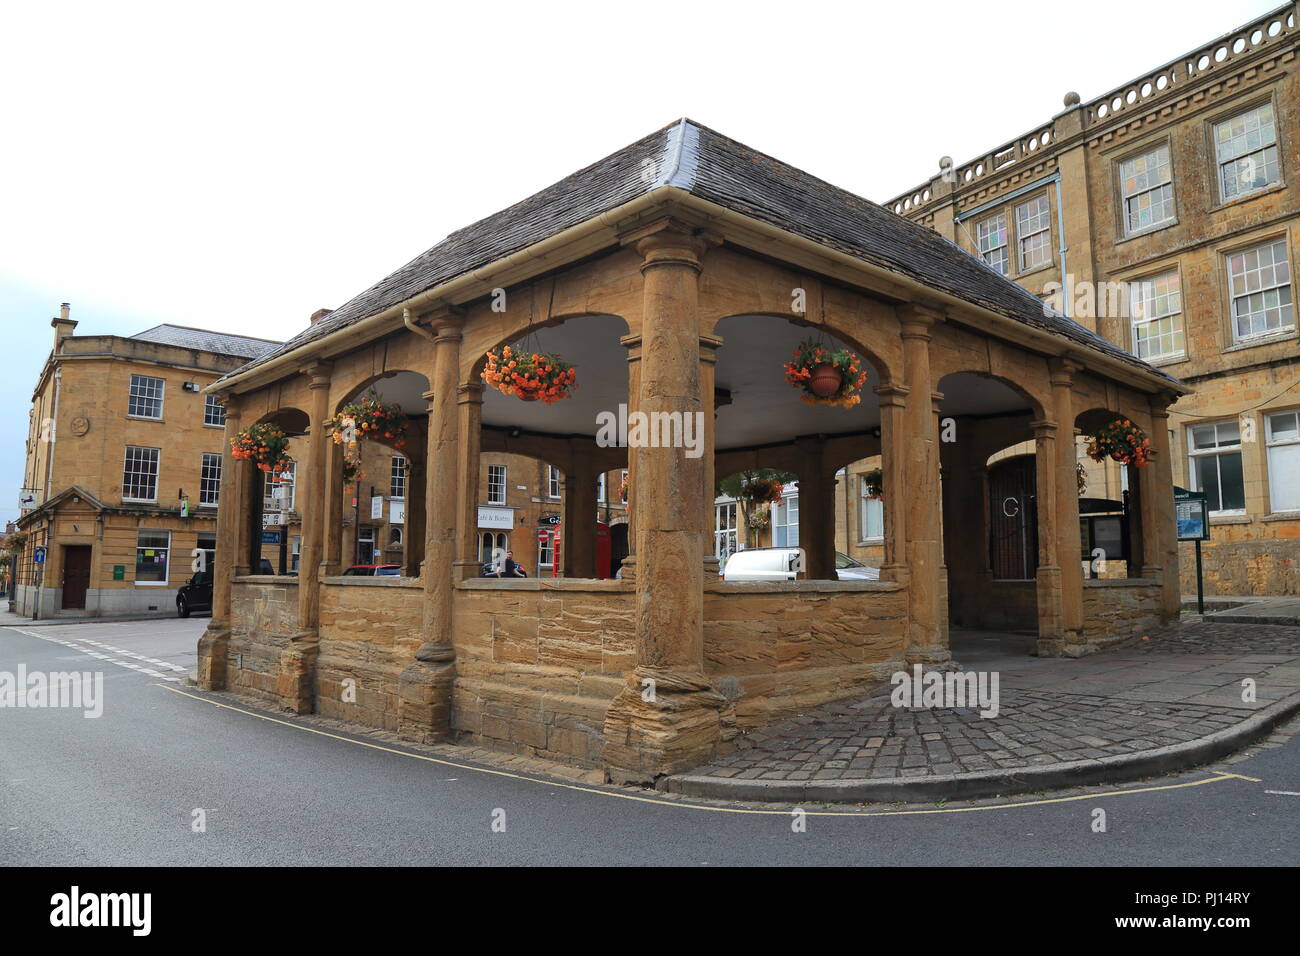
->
<box><xmin>131</xmin><ymin>324</ymin><xmax>281</xmax><ymax>359</ymax></box>
<box><xmin>222</xmin><ymin>119</ymin><xmax>1180</xmax><ymax>387</ymax></box>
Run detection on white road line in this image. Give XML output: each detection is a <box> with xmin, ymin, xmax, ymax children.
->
<box><xmin>10</xmin><ymin>628</ymin><xmax>183</xmax><ymax>682</ymax></box>
<box><xmin>1264</xmin><ymin>790</ymin><xmax>1300</xmax><ymax>796</ymax></box>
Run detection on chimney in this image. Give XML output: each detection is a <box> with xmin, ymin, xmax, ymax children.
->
<box><xmin>309</xmin><ymin>308</ymin><xmax>334</xmax><ymax>325</ymax></box>
<box><xmin>51</xmin><ymin>302</ymin><xmax>77</xmax><ymax>351</ymax></box>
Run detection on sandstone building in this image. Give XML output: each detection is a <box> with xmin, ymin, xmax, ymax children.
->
<box><xmin>13</xmin><ymin>310</ymin><xmax>280</xmax><ymax>617</ymax></box>
<box><xmin>883</xmin><ymin>3</ymin><xmax>1300</xmax><ymax>596</ymax></box>
<box><xmin>198</xmin><ymin>119</ymin><xmax>1185</xmax><ymax>781</ymax></box>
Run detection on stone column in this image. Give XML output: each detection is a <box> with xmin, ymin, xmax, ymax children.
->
<box><xmin>278</xmin><ymin>363</ymin><xmax>332</xmax><ymax>713</ymax></box>
<box><xmin>1050</xmin><ymin>359</ymin><xmax>1085</xmax><ymax>653</ymax></box>
<box><xmin>562</xmin><ymin>453</ymin><xmax>597</xmax><ymax>578</ymax></box>
<box><xmin>700</xmin><ymin>334</ymin><xmax>722</xmax><ymax>575</ymax></box>
<box><xmin>399</xmin><ymin>314</ymin><xmax>462</xmax><ymax>742</ymax></box>
<box><xmin>618</xmin><ymin>333</ymin><xmax>642</xmax><ymax>582</ymax></box>
<box><xmin>198</xmin><ymin>395</ymin><xmax>244</xmax><ymax>691</ymax></box>
<box><xmin>899</xmin><ymin>305</ymin><xmax>947</xmax><ymax>665</ymax></box>
<box><xmin>602</xmin><ymin>219</ymin><xmax>724</xmax><ymax>783</ymax></box>
<box><xmin>321</xmin><ymin>441</ymin><xmax>344</xmax><ymax>577</ymax></box>
<box><xmin>402</xmin><ymin>431</ymin><xmax>426</xmax><ymax>577</ymax></box>
<box><xmin>874</xmin><ymin>383</ymin><xmax>909</xmax><ymax>584</ymax></box>
<box><xmin>453</xmin><ymin>382</ymin><xmax>484</xmax><ymax>580</ymax></box>
<box><xmin>1032</xmin><ymin>418</ymin><xmax>1065</xmax><ymax>656</ymax></box>
<box><xmin>1148</xmin><ymin>397</ymin><xmax>1180</xmax><ymax>619</ymax></box>
<box><xmin>795</xmin><ymin>438</ymin><xmax>835</xmax><ymax>580</ymax></box>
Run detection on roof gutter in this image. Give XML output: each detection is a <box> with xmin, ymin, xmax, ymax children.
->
<box><xmin>208</xmin><ymin>189</ymin><xmax>676</xmax><ymax>395</ymax></box>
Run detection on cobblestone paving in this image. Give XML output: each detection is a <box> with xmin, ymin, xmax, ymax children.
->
<box><xmin>693</xmin><ymin>622</ymin><xmax>1300</xmax><ymax>783</ymax></box>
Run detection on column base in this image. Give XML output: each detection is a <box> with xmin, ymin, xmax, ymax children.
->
<box><xmin>1037</xmin><ymin>630</ymin><xmax>1092</xmax><ymax>658</ymax></box>
<box><xmin>397</xmin><ymin>642</ymin><xmax>456</xmax><ymax>743</ymax></box>
<box><xmin>453</xmin><ymin>559</ymin><xmax>481</xmax><ymax>581</ymax></box>
<box><xmin>197</xmin><ymin>619</ymin><xmax>230</xmax><ymax>691</ymax></box>
<box><xmin>276</xmin><ymin>631</ymin><xmax>319</xmax><ymax>715</ymax></box>
<box><xmin>618</xmin><ymin>555</ymin><xmax>636</xmax><ymax>584</ymax></box>
<box><xmin>601</xmin><ymin>667</ymin><xmax>726</xmax><ymax>785</ymax></box>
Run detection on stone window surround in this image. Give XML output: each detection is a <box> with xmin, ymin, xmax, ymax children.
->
<box><xmin>1212</xmin><ymin>224</ymin><xmax>1296</xmax><ymax>349</ymax></box>
<box><xmin>1206</xmin><ymin>93</ymin><xmax>1285</xmax><ymax>207</ymax></box>
<box><xmin>1126</xmin><ymin>264</ymin><xmax>1187</xmax><ymax>364</ymax></box>
<box><xmin>1115</xmin><ymin>137</ymin><xmax>1178</xmax><ymax>238</ymax></box>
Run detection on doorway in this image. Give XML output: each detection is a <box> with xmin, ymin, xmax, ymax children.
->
<box><xmin>988</xmin><ymin>455</ymin><xmax>1038</xmax><ymax>580</ymax></box>
<box><xmin>62</xmin><ymin>545</ymin><xmax>92</xmax><ymax>609</ymax></box>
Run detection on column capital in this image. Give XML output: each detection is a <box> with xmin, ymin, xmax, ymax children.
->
<box><xmin>1049</xmin><ymin>356</ymin><xmax>1083</xmax><ymax>386</ymax></box>
<box><xmin>873</xmin><ymin>382</ymin><xmax>911</xmax><ymax>407</ymax></box>
<box><xmin>622</xmin><ymin>217</ymin><xmax>721</xmax><ymax>273</ymax></box>
<box><xmin>302</xmin><ymin>361</ymin><xmax>334</xmax><ymax>389</ymax></box>
<box><xmin>898</xmin><ymin>302</ymin><xmax>945</xmax><ymax>336</ymax></box>
<box><xmin>1149</xmin><ymin>390</ymin><xmax>1179</xmax><ymax>418</ymax></box>
<box><xmin>1030</xmin><ymin>418</ymin><xmax>1059</xmax><ymax>436</ymax></box>
<box><xmin>456</xmin><ymin>382</ymin><xmax>484</xmax><ymax>405</ymax></box>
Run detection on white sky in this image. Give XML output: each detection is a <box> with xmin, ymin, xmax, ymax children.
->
<box><xmin>0</xmin><ymin>0</ymin><xmax>1276</xmax><ymax>517</ymax></box>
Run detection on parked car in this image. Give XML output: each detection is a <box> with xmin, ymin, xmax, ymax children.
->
<box><xmin>342</xmin><ymin>564</ymin><xmax>402</xmax><ymax>576</ymax></box>
<box><xmin>176</xmin><ymin>569</ymin><xmax>213</xmax><ymax>617</ymax></box>
<box><xmin>721</xmin><ymin>547</ymin><xmax>880</xmax><ymax>582</ymax></box>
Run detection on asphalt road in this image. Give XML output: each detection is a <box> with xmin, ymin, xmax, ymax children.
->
<box><xmin>0</xmin><ymin>618</ymin><xmax>1296</xmax><ymax>866</ymax></box>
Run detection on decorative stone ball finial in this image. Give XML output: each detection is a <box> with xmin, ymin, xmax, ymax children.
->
<box><xmin>1063</xmin><ymin>91</ymin><xmax>1081</xmax><ymax>107</ymax></box>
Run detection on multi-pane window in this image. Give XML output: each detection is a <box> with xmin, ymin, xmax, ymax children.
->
<box><xmin>547</xmin><ymin>465</ymin><xmax>561</xmax><ymax>499</ymax></box>
<box><xmin>1227</xmin><ymin>240</ymin><xmax>1293</xmax><ymax>341</ymax></box>
<box><xmin>480</xmin><ymin>532</ymin><xmax>508</xmax><ymax>564</ymax></box>
<box><xmin>204</xmin><ymin>394</ymin><xmax>226</xmax><ymax>427</ymax></box>
<box><xmin>1128</xmin><ymin>269</ymin><xmax>1185</xmax><ymax>360</ymax></box>
<box><xmin>1215</xmin><ymin>103</ymin><xmax>1280</xmax><ymax>202</ymax></box>
<box><xmin>135</xmin><ymin>530</ymin><xmax>170</xmax><ymax>584</ymax></box>
<box><xmin>714</xmin><ymin>501</ymin><xmax>738</xmax><ymax>559</ymax></box>
<box><xmin>772</xmin><ymin>493</ymin><xmax>800</xmax><ymax>547</ymax></box>
<box><xmin>128</xmin><ymin>374</ymin><xmax>165</xmax><ymax>419</ymax></box>
<box><xmin>487</xmin><ymin>464</ymin><xmax>506</xmax><ymax>505</ymax></box>
<box><xmin>537</xmin><ymin>532</ymin><xmax>554</xmax><ymax>568</ymax></box>
<box><xmin>1016</xmin><ymin>195</ymin><xmax>1051</xmax><ymax>271</ymax></box>
<box><xmin>122</xmin><ymin>445</ymin><xmax>160</xmax><ymax>501</ymax></box>
<box><xmin>199</xmin><ymin>452</ymin><xmax>222</xmax><ymax>506</ymax></box>
<box><xmin>263</xmin><ymin>461</ymin><xmax>295</xmax><ymax>513</ymax></box>
<box><xmin>859</xmin><ymin>476</ymin><xmax>884</xmax><ymax>540</ymax></box>
<box><xmin>976</xmin><ymin>213</ymin><xmax>1008</xmax><ymax>275</ymax></box>
<box><xmin>1188</xmin><ymin>421</ymin><xmax>1245</xmax><ymax>514</ymax></box>
<box><xmin>1265</xmin><ymin>411</ymin><xmax>1300</xmax><ymax>513</ymax></box>
<box><xmin>390</xmin><ymin>456</ymin><xmax>407</xmax><ymax>499</ymax></box>
<box><xmin>1120</xmin><ymin>144</ymin><xmax>1174</xmax><ymax>234</ymax></box>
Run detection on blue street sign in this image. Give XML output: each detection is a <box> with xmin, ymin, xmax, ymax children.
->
<box><xmin>33</xmin><ymin>547</ymin><xmax>47</xmax><ymax>564</ymax></box>
<box><xmin>261</xmin><ymin>531</ymin><xmax>283</xmax><ymax>545</ymax></box>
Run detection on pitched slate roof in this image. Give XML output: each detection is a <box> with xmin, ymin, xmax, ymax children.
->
<box><xmin>223</xmin><ymin>119</ymin><xmax>1180</xmax><ymax>386</ymax></box>
<box><xmin>132</xmin><ymin>324</ymin><xmax>281</xmax><ymax>359</ymax></box>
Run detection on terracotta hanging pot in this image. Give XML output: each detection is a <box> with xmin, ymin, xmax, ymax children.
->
<box><xmin>808</xmin><ymin>363</ymin><xmax>843</xmax><ymax>398</ymax></box>
<box><xmin>518</xmin><ymin>392</ymin><xmax>539</xmax><ymax>402</ymax></box>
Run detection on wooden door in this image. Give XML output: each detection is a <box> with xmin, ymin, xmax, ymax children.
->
<box><xmin>62</xmin><ymin>545</ymin><xmax>92</xmax><ymax>609</ymax></box>
<box><xmin>988</xmin><ymin>456</ymin><xmax>1038</xmax><ymax>581</ymax></box>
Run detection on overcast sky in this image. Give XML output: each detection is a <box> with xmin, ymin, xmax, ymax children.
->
<box><xmin>0</xmin><ymin>0</ymin><xmax>1275</xmax><ymax>520</ymax></box>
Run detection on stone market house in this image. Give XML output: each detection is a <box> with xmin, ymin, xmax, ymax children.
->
<box><xmin>200</xmin><ymin>120</ymin><xmax>1187</xmax><ymax>782</ymax></box>
<box><xmin>14</xmin><ymin>311</ymin><xmax>280</xmax><ymax>618</ymax></box>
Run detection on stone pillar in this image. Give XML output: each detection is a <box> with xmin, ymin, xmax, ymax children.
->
<box><xmin>1032</xmin><ymin>418</ymin><xmax>1065</xmax><ymax>656</ymax></box>
<box><xmin>198</xmin><ymin>395</ymin><xmax>243</xmax><ymax>691</ymax></box>
<box><xmin>399</xmin><ymin>314</ymin><xmax>462</xmax><ymax>742</ymax></box>
<box><xmin>453</xmin><ymin>382</ymin><xmax>484</xmax><ymax>580</ymax></box>
<box><xmin>602</xmin><ymin>219</ymin><xmax>724</xmax><ymax>783</ymax></box>
<box><xmin>402</xmin><ymin>431</ymin><xmax>426</xmax><ymax>577</ymax></box>
<box><xmin>562</xmin><ymin>453</ymin><xmax>597</xmax><ymax>578</ymax></box>
<box><xmin>874</xmin><ymin>383</ymin><xmax>909</xmax><ymax>584</ymax></box>
<box><xmin>1050</xmin><ymin>359</ymin><xmax>1085</xmax><ymax>653</ymax></box>
<box><xmin>795</xmin><ymin>438</ymin><xmax>835</xmax><ymax>580</ymax></box>
<box><xmin>700</xmin><ymin>334</ymin><xmax>722</xmax><ymax>575</ymax></box>
<box><xmin>321</xmin><ymin>441</ymin><xmax>344</xmax><ymax>577</ymax></box>
<box><xmin>899</xmin><ymin>305</ymin><xmax>947</xmax><ymax>665</ymax></box>
<box><xmin>618</xmin><ymin>333</ymin><xmax>642</xmax><ymax>582</ymax></box>
<box><xmin>1148</xmin><ymin>397</ymin><xmax>1180</xmax><ymax>619</ymax></box>
<box><xmin>278</xmin><ymin>363</ymin><xmax>332</xmax><ymax>713</ymax></box>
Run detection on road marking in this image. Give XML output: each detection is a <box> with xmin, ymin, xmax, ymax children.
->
<box><xmin>1218</xmin><ymin>772</ymin><xmax>1262</xmax><ymax>783</ymax></box>
<box><xmin>1264</xmin><ymin>789</ymin><xmax>1300</xmax><ymax>796</ymax></box>
<box><xmin>155</xmin><ymin>683</ymin><xmax>1246</xmax><ymax>818</ymax></box>
<box><xmin>10</xmin><ymin>628</ymin><xmax>183</xmax><ymax>682</ymax></box>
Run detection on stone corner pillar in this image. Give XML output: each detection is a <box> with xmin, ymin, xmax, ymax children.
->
<box><xmin>452</xmin><ymin>380</ymin><xmax>485</xmax><ymax>582</ymax></box>
<box><xmin>602</xmin><ymin>218</ymin><xmax>726</xmax><ymax>784</ymax></box>
<box><xmin>1147</xmin><ymin>394</ymin><xmax>1181</xmax><ymax>621</ymax></box>
<box><xmin>1048</xmin><ymin>358</ymin><xmax>1087</xmax><ymax>656</ymax></box>
<box><xmin>399</xmin><ymin>311</ymin><xmax>463</xmax><ymax>742</ymax></box>
<box><xmin>898</xmin><ymin>303</ymin><xmax>949</xmax><ymax>666</ymax></box>
<box><xmin>198</xmin><ymin>394</ymin><xmax>243</xmax><ymax>691</ymax></box>
<box><xmin>1031</xmin><ymin>417</ymin><xmax>1066</xmax><ymax>657</ymax></box>
<box><xmin>278</xmin><ymin>362</ymin><xmax>332</xmax><ymax>714</ymax></box>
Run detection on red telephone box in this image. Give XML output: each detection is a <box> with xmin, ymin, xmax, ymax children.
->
<box><xmin>544</xmin><ymin>521</ymin><xmax>612</xmax><ymax>578</ymax></box>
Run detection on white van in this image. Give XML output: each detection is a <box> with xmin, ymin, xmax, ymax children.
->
<box><xmin>721</xmin><ymin>547</ymin><xmax>880</xmax><ymax>582</ymax></box>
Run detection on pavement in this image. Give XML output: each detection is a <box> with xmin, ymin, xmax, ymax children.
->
<box><xmin>667</xmin><ymin>621</ymin><xmax>1300</xmax><ymax>803</ymax></box>
<box><xmin>2</xmin><ymin>619</ymin><xmax>1298</xmax><ymax>866</ymax></box>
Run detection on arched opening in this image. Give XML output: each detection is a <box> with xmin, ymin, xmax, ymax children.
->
<box><xmin>246</xmin><ymin>407</ymin><xmax>310</xmax><ymax>576</ymax></box>
<box><xmin>1076</xmin><ymin>407</ymin><xmax>1146</xmax><ymax>579</ymax></box>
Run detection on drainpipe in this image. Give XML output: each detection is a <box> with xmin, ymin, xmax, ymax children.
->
<box><xmin>44</xmin><ymin>367</ymin><xmax>61</xmax><ymax>502</ymax></box>
<box><xmin>1055</xmin><ymin>182</ymin><xmax>1069</xmax><ymax>320</ymax></box>
<box><xmin>402</xmin><ymin>307</ymin><xmax>437</xmax><ymax>343</ymax></box>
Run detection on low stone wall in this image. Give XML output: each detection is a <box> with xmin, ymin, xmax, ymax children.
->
<box><xmin>451</xmin><ymin>579</ymin><xmax>634</xmax><ymax>767</ymax></box>
<box><xmin>1082</xmin><ymin>578</ymin><xmax>1161</xmax><ymax>649</ymax></box>
<box><xmin>970</xmin><ymin>578</ymin><xmax>1038</xmax><ymax>632</ymax></box>
<box><xmin>704</xmin><ymin>580</ymin><xmax>907</xmax><ymax>729</ymax></box>
<box><xmin>317</xmin><ymin>577</ymin><xmax>424</xmax><ymax>731</ymax></box>
<box><xmin>229</xmin><ymin>577</ymin><xmax>300</xmax><ymax>702</ymax></box>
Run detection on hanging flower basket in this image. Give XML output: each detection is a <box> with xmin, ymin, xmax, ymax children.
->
<box><xmin>783</xmin><ymin>339</ymin><xmax>869</xmax><ymax>408</ymax></box>
<box><xmin>230</xmin><ymin>423</ymin><xmax>293</xmax><ymax>474</ymax></box>
<box><xmin>862</xmin><ymin>467</ymin><xmax>884</xmax><ymax>500</ymax></box>
<box><xmin>1076</xmin><ymin>462</ymin><xmax>1088</xmax><ymax>494</ymax></box>
<box><xmin>1086</xmin><ymin>418</ymin><xmax>1153</xmax><ymax>467</ymax></box>
<box><xmin>739</xmin><ymin>476</ymin><xmax>784</xmax><ymax>506</ymax></box>
<box><xmin>482</xmin><ymin>346</ymin><xmax>577</xmax><ymax>404</ymax></box>
<box><xmin>746</xmin><ymin>504</ymin><xmax>771</xmax><ymax>531</ymax></box>
<box><xmin>342</xmin><ymin>455</ymin><xmax>364</xmax><ymax>486</ymax></box>
<box><xmin>326</xmin><ymin>389</ymin><xmax>408</xmax><ymax>449</ymax></box>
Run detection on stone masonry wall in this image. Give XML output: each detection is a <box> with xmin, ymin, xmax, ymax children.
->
<box><xmin>1082</xmin><ymin>579</ymin><xmax>1162</xmax><ymax>649</ymax></box>
<box><xmin>228</xmin><ymin>578</ymin><xmax>300</xmax><ymax>702</ymax></box>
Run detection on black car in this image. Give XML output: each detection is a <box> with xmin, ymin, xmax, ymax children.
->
<box><xmin>177</xmin><ymin>570</ymin><xmax>213</xmax><ymax>617</ymax></box>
